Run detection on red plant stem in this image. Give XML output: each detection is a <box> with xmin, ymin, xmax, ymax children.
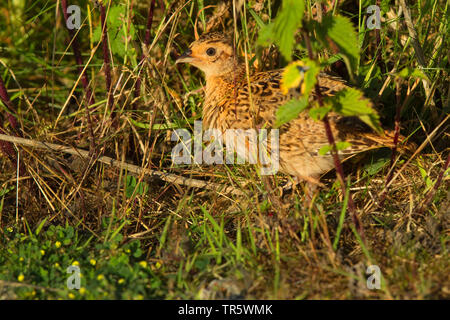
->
<box><xmin>322</xmin><ymin>110</ymin><xmax>362</xmax><ymax>232</ymax></box>
<box><xmin>99</xmin><ymin>3</ymin><xmax>114</xmax><ymax>111</ymax></box>
<box><xmin>0</xmin><ymin>77</ymin><xmax>20</xmax><ymax>134</ymax></box>
<box><xmin>420</xmin><ymin>153</ymin><xmax>450</xmax><ymax>212</ymax></box>
<box><xmin>0</xmin><ymin>125</ymin><xmax>17</xmax><ymax>162</ymax></box>
<box><xmin>61</xmin><ymin>0</ymin><xmax>96</xmax><ymax>154</ymax></box>
<box><xmin>303</xmin><ymin>30</ymin><xmax>364</xmax><ymax>238</ymax></box>
<box><xmin>60</xmin><ymin>0</ymin><xmax>94</xmax><ymax>106</ymax></box>
<box><xmin>0</xmin><ymin>76</ymin><xmax>27</xmax><ymax>175</ymax></box>
<box><xmin>134</xmin><ymin>0</ymin><xmax>156</xmax><ymax>106</ymax></box>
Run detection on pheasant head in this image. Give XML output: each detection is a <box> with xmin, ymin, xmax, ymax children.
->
<box><xmin>176</xmin><ymin>33</ymin><xmax>240</xmax><ymax>78</ymax></box>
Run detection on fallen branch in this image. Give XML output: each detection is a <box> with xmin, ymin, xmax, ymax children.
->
<box><xmin>0</xmin><ymin>134</ymin><xmax>245</xmax><ymax>196</ymax></box>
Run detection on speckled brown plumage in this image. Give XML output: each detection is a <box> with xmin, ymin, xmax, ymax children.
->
<box><xmin>176</xmin><ymin>33</ymin><xmax>405</xmax><ymax>182</ymax></box>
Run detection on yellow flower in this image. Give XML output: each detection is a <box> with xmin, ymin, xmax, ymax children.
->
<box><xmin>68</xmin><ymin>293</ymin><xmax>75</xmax><ymax>299</ymax></box>
<box><xmin>40</xmin><ymin>250</ymin><xmax>45</xmax><ymax>255</ymax></box>
<box><xmin>118</xmin><ymin>278</ymin><xmax>125</xmax><ymax>284</ymax></box>
<box><xmin>89</xmin><ymin>259</ymin><xmax>96</xmax><ymax>266</ymax></box>
<box><xmin>17</xmin><ymin>274</ymin><xmax>24</xmax><ymax>282</ymax></box>
<box><xmin>54</xmin><ymin>263</ymin><xmax>60</xmax><ymax>268</ymax></box>
<box><xmin>72</xmin><ymin>261</ymin><xmax>79</xmax><ymax>266</ymax></box>
<box><xmin>139</xmin><ymin>261</ymin><xmax>147</xmax><ymax>268</ymax></box>
<box><xmin>134</xmin><ymin>294</ymin><xmax>144</xmax><ymax>300</ymax></box>
<box><xmin>97</xmin><ymin>274</ymin><xmax>105</xmax><ymax>281</ymax></box>
<box><xmin>19</xmin><ymin>257</ymin><xmax>24</xmax><ymax>262</ymax></box>
<box><xmin>79</xmin><ymin>287</ymin><xmax>86</xmax><ymax>295</ymax></box>
<box><xmin>155</xmin><ymin>261</ymin><xmax>162</xmax><ymax>269</ymax></box>
<box><xmin>55</xmin><ymin>241</ymin><xmax>61</xmax><ymax>248</ymax></box>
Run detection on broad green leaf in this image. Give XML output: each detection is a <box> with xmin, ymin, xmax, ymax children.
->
<box><xmin>257</xmin><ymin>0</ymin><xmax>305</xmax><ymax>61</ymax></box>
<box><xmin>319</xmin><ymin>141</ymin><xmax>352</xmax><ymax>156</ymax></box>
<box><xmin>93</xmin><ymin>5</ymin><xmax>137</xmax><ymax>60</ymax></box>
<box><xmin>275</xmin><ymin>97</ymin><xmax>309</xmax><ymax>127</ymax></box>
<box><xmin>280</xmin><ymin>59</ymin><xmax>320</xmax><ymax>95</ymax></box>
<box><xmin>309</xmin><ymin>105</ymin><xmax>332</xmax><ymax>121</ymax></box>
<box><xmin>314</xmin><ymin>15</ymin><xmax>359</xmax><ymax>75</ymax></box>
<box><xmin>325</xmin><ymin>88</ymin><xmax>382</xmax><ymax>133</ymax></box>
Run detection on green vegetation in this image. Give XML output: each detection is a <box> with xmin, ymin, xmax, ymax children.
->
<box><xmin>0</xmin><ymin>0</ymin><xmax>448</xmax><ymax>299</ymax></box>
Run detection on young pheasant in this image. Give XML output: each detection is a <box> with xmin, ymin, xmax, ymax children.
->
<box><xmin>176</xmin><ymin>32</ymin><xmax>405</xmax><ymax>184</ymax></box>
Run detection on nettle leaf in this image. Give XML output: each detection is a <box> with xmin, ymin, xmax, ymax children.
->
<box><xmin>325</xmin><ymin>88</ymin><xmax>382</xmax><ymax>133</ymax></box>
<box><xmin>281</xmin><ymin>59</ymin><xmax>320</xmax><ymax>95</ymax></box>
<box><xmin>257</xmin><ymin>0</ymin><xmax>305</xmax><ymax>61</ymax></box>
<box><xmin>315</xmin><ymin>15</ymin><xmax>359</xmax><ymax>75</ymax></box>
<box><xmin>319</xmin><ymin>141</ymin><xmax>352</xmax><ymax>156</ymax></box>
<box><xmin>309</xmin><ymin>105</ymin><xmax>332</xmax><ymax>121</ymax></box>
<box><xmin>397</xmin><ymin>67</ymin><xmax>429</xmax><ymax>80</ymax></box>
<box><xmin>275</xmin><ymin>97</ymin><xmax>309</xmax><ymax>127</ymax></box>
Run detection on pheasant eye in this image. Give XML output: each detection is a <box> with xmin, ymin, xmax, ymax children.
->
<box><xmin>206</xmin><ymin>48</ymin><xmax>216</xmax><ymax>56</ymax></box>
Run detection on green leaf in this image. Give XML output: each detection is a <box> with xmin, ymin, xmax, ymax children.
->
<box><xmin>397</xmin><ymin>67</ymin><xmax>429</xmax><ymax>80</ymax></box>
<box><xmin>125</xmin><ymin>175</ymin><xmax>148</xmax><ymax>197</ymax></box>
<box><xmin>319</xmin><ymin>141</ymin><xmax>352</xmax><ymax>156</ymax></box>
<box><xmin>281</xmin><ymin>59</ymin><xmax>320</xmax><ymax>96</ymax></box>
<box><xmin>325</xmin><ymin>88</ymin><xmax>382</xmax><ymax>133</ymax></box>
<box><xmin>35</xmin><ymin>217</ymin><xmax>49</xmax><ymax>236</ymax></box>
<box><xmin>309</xmin><ymin>105</ymin><xmax>332</xmax><ymax>121</ymax></box>
<box><xmin>275</xmin><ymin>97</ymin><xmax>309</xmax><ymax>127</ymax></box>
<box><xmin>257</xmin><ymin>0</ymin><xmax>305</xmax><ymax>61</ymax></box>
<box><xmin>315</xmin><ymin>15</ymin><xmax>359</xmax><ymax>75</ymax></box>
<box><xmin>248</xmin><ymin>7</ymin><xmax>266</xmax><ymax>29</ymax></box>
<box><xmin>125</xmin><ymin>175</ymin><xmax>136</xmax><ymax>198</ymax></box>
<box><xmin>93</xmin><ymin>5</ymin><xmax>137</xmax><ymax>59</ymax></box>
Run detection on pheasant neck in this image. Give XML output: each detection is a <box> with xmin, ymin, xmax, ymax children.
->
<box><xmin>202</xmin><ymin>63</ymin><xmax>246</xmax><ymax>130</ymax></box>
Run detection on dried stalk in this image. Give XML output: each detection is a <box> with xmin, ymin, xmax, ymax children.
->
<box><xmin>0</xmin><ymin>134</ymin><xmax>245</xmax><ymax>196</ymax></box>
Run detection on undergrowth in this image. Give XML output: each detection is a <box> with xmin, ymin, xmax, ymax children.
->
<box><xmin>0</xmin><ymin>0</ymin><xmax>448</xmax><ymax>299</ymax></box>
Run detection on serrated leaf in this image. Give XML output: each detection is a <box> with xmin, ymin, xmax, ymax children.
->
<box><xmin>280</xmin><ymin>59</ymin><xmax>320</xmax><ymax>95</ymax></box>
<box><xmin>257</xmin><ymin>0</ymin><xmax>305</xmax><ymax>61</ymax></box>
<box><xmin>325</xmin><ymin>88</ymin><xmax>382</xmax><ymax>133</ymax></box>
<box><xmin>315</xmin><ymin>15</ymin><xmax>359</xmax><ymax>75</ymax></box>
<box><xmin>275</xmin><ymin>97</ymin><xmax>309</xmax><ymax>127</ymax></box>
<box><xmin>309</xmin><ymin>105</ymin><xmax>332</xmax><ymax>121</ymax></box>
<box><xmin>319</xmin><ymin>141</ymin><xmax>352</xmax><ymax>156</ymax></box>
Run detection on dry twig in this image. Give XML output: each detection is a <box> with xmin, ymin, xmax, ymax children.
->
<box><xmin>0</xmin><ymin>134</ymin><xmax>245</xmax><ymax>196</ymax></box>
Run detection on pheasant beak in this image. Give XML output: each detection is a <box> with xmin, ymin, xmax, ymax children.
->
<box><xmin>175</xmin><ymin>49</ymin><xmax>193</xmax><ymax>64</ymax></box>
